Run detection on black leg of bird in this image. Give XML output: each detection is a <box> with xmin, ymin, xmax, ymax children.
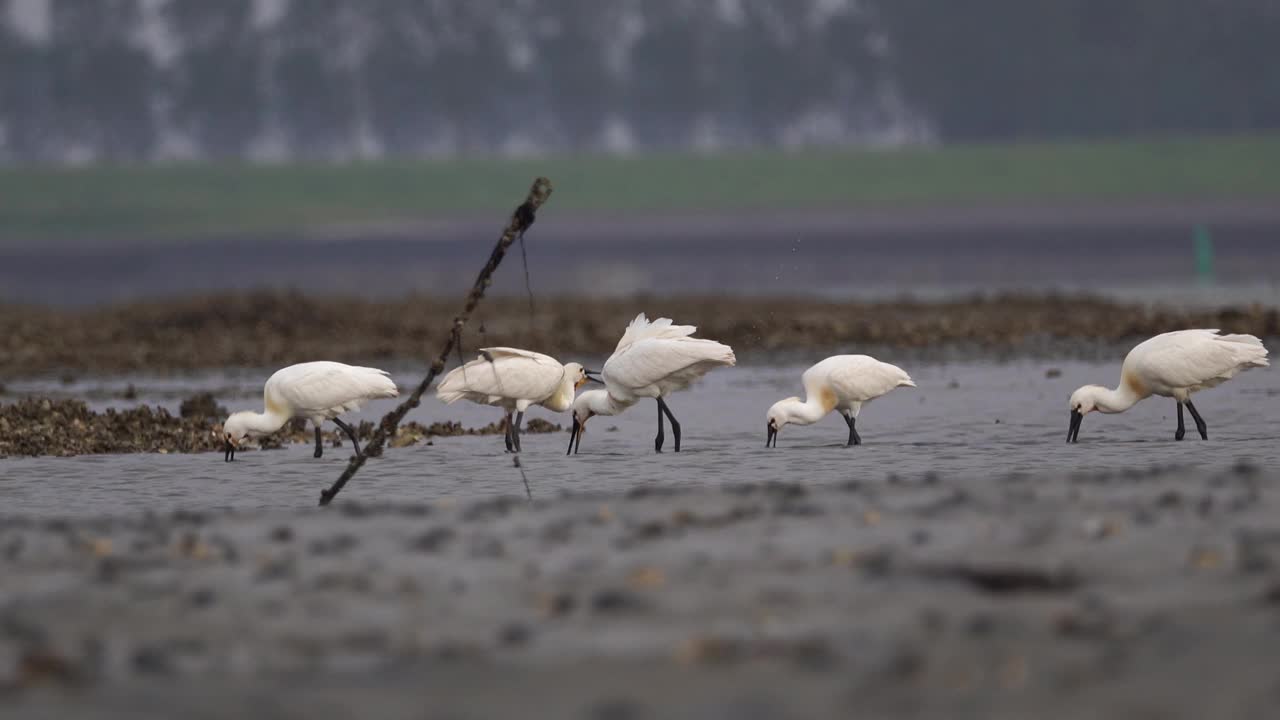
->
<box><xmin>654</xmin><ymin>400</ymin><xmax>666</xmax><ymax>453</ymax></box>
<box><xmin>332</xmin><ymin>418</ymin><xmax>362</xmax><ymax>458</ymax></box>
<box><xmin>844</xmin><ymin>414</ymin><xmax>862</xmax><ymax>446</ymax></box>
<box><xmin>513</xmin><ymin>411</ymin><xmax>524</xmax><ymax>453</ymax></box>
<box><xmin>658</xmin><ymin>397</ymin><xmax>681</xmax><ymax>452</ymax></box>
<box><xmin>313</xmin><ymin>426</ymin><xmax>324</xmax><ymax>458</ymax></box>
<box><xmin>1175</xmin><ymin>402</ymin><xmax>1186</xmax><ymax>441</ymax></box>
<box><xmin>503</xmin><ymin>412</ymin><xmax>515</xmax><ymax>453</ymax></box>
<box><xmin>1185</xmin><ymin>400</ymin><xmax>1208</xmax><ymax>440</ymax></box>
<box><xmin>567</xmin><ymin>418</ymin><xmax>585</xmax><ymax>455</ymax></box>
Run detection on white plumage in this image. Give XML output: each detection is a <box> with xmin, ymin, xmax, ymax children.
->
<box><xmin>568</xmin><ymin>313</ymin><xmax>735</xmax><ymax>454</ymax></box>
<box><xmin>766</xmin><ymin>355</ymin><xmax>916</xmax><ymax>447</ymax></box>
<box><xmin>221</xmin><ymin>361</ymin><xmax>399</xmax><ymax>461</ymax></box>
<box><xmin>1068</xmin><ymin>329</ymin><xmax>1269</xmax><ymax>442</ymax></box>
<box><xmin>436</xmin><ymin>347</ymin><xmax>589</xmax><ymax>452</ymax></box>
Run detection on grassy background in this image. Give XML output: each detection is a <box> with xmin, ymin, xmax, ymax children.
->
<box><xmin>2</xmin><ymin>134</ymin><xmax>1278</xmax><ymax>244</ymax></box>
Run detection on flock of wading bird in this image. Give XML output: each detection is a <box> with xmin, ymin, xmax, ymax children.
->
<box><xmin>219</xmin><ymin>315</ymin><xmax>1270</xmax><ymax>462</ymax></box>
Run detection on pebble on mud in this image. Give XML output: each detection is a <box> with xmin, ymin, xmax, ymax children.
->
<box><xmin>497</xmin><ymin>623</ymin><xmax>533</xmax><ymax>648</ymax></box>
<box><xmin>591</xmin><ymin>588</ymin><xmax>649</xmax><ymax>614</ymax></box>
<box><xmin>538</xmin><ymin>592</ymin><xmax>577</xmax><ymax>619</ymax></box>
<box><xmin>675</xmin><ymin>635</ymin><xmax>742</xmax><ymax>666</ymax></box>
<box><xmin>409</xmin><ymin>527</ymin><xmax>456</xmax><ymax>553</ymax></box>
<box><xmin>1081</xmin><ymin>516</ymin><xmax>1118</xmax><ymax>540</ymax></box>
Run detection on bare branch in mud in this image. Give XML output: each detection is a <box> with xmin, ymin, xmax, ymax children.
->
<box><xmin>319</xmin><ymin>177</ymin><xmax>553</xmax><ymax>507</ymax></box>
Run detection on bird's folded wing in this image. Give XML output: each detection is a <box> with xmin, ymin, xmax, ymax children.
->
<box><xmin>824</xmin><ymin>358</ymin><xmax>910</xmax><ymax>400</ymax></box>
<box><xmin>478</xmin><ymin>347</ymin><xmax>560</xmax><ymax>365</ymax></box>
<box><xmin>273</xmin><ymin>364</ymin><xmax>395</xmax><ymax>414</ymax></box>
<box><xmin>438</xmin><ymin>356</ymin><xmax>563</xmax><ymax>401</ymax></box>
<box><xmin>1134</xmin><ymin>331</ymin><xmax>1266</xmax><ymax>389</ymax></box>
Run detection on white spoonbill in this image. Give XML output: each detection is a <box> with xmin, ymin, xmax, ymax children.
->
<box><xmin>221</xmin><ymin>361</ymin><xmax>399</xmax><ymax>462</ymax></box>
<box><xmin>765</xmin><ymin>355</ymin><xmax>915</xmax><ymax>448</ymax></box>
<box><xmin>436</xmin><ymin>347</ymin><xmax>595</xmax><ymax>453</ymax></box>
<box><xmin>568</xmin><ymin>314</ymin><xmax>735</xmax><ymax>454</ymax></box>
<box><xmin>1068</xmin><ymin>329</ymin><xmax>1268</xmax><ymax>443</ymax></box>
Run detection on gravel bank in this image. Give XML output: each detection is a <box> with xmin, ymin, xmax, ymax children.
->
<box><xmin>3</xmin><ymin>292</ymin><xmax>1277</xmax><ymax>378</ymax></box>
<box><xmin>0</xmin><ymin>395</ymin><xmax>560</xmax><ymax>458</ymax></box>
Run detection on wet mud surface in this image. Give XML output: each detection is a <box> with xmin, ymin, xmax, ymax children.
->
<box><xmin>2</xmin><ymin>361</ymin><xmax>1277</xmax><ymax>718</ymax></box>
<box><xmin>2</xmin><ymin>292</ymin><xmax>1277</xmax><ymax>377</ymax></box>
<box><xmin>5</xmin><ymin>463</ymin><xmax>1280</xmax><ymax>719</ymax></box>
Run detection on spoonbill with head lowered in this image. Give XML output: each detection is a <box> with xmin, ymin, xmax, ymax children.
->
<box><xmin>436</xmin><ymin>347</ymin><xmax>595</xmax><ymax>452</ymax></box>
<box><xmin>221</xmin><ymin>361</ymin><xmax>399</xmax><ymax>461</ymax></box>
<box><xmin>1067</xmin><ymin>329</ymin><xmax>1268</xmax><ymax>443</ymax></box>
<box><xmin>568</xmin><ymin>313</ymin><xmax>735</xmax><ymax>454</ymax></box>
<box><xmin>765</xmin><ymin>355</ymin><xmax>915</xmax><ymax>448</ymax></box>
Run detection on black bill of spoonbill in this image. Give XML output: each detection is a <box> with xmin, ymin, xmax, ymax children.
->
<box><xmin>436</xmin><ymin>347</ymin><xmax>595</xmax><ymax>453</ymax></box>
<box><xmin>567</xmin><ymin>313</ymin><xmax>736</xmax><ymax>454</ymax></box>
<box><xmin>765</xmin><ymin>355</ymin><xmax>915</xmax><ymax>448</ymax></box>
<box><xmin>220</xmin><ymin>361</ymin><xmax>399</xmax><ymax>462</ymax></box>
<box><xmin>1067</xmin><ymin>329</ymin><xmax>1269</xmax><ymax>443</ymax></box>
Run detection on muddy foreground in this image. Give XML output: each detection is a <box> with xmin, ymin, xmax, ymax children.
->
<box><xmin>4</xmin><ymin>463</ymin><xmax>1280</xmax><ymax>719</ymax></box>
<box><xmin>3</xmin><ymin>292</ymin><xmax>1278</xmax><ymax>378</ymax></box>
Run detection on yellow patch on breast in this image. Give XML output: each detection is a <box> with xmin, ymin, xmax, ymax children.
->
<box><xmin>265</xmin><ymin>396</ymin><xmax>288</xmax><ymax>416</ymax></box>
<box><xmin>1122</xmin><ymin>370</ymin><xmax>1149</xmax><ymax>397</ymax></box>
<box><xmin>820</xmin><ymin>386</ymin><xmax>839</xmax><ymax>413</ymax></box>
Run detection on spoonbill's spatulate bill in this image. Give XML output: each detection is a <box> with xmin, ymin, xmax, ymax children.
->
<box><xmin>568</xmin><ymin>313</ymin><xmax>735</xmax><ymax>454</ymax></box>
<box><xmin>221</xmin><ymin>361</ymin><xmax>399</xmax><ymax>461</ymax></box>
<box><xmin>435</xmin><ymin>347</ymin><xmax>594</xmax><ymax>453</ymax></box>
<box><xmin>1068</xmin><ymin>329</ymin><xmax>1269</xmax><ymax>443</ymax></box>
<box><xmin>765</xmin><ymin>355</ymin><xmax>915</xmax><ymax>448</ymax></box>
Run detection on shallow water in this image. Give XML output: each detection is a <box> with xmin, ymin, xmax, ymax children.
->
<box><xmin>2</xmin><ymin>361</ymin><xmax>1275</xmax><ymax>518</ymax></box>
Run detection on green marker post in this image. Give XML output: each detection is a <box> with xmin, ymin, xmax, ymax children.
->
<box><xmin>1193</xmin><ymin>225</ymin><xmax>1215</xmax><ymax>286</ymax></box>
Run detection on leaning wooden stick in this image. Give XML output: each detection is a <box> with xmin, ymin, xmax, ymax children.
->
<box><xmin>319</xmin><ymin>177</ymin><xmax>554</xmax><ymax>506</ymax></box>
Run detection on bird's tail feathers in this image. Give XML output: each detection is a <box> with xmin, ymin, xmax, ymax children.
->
<box><xmin>435</xmin><ymin>367</ymin><xmax>469</xmax><ymax>403</ymax></box>
<box><xmin>356</xmin><ymin>367</ymin><xmax>400</xmax><ymax>398</ymax></box>
<box><xmin>1217</xmin><ymin>333</ymin><xmax>1270</xmax><ymax>368</ymax></box>
<box><xmin>717</xmin><ymin>344</ymin><xmax>737</xmax><ymax>367</ymax></box>
<box><xmin>436</xmin><ymin>390</ymin><xmax>466</xmax><ymax>405</ymax></box>
<box><xmin>684</xmin><ymin>338</ymin><xmax>736</xmax><ymax>367</ymax></box>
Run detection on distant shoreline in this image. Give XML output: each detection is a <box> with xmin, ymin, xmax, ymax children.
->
<box><xmin>3</xmin><ymin>134</ymin><xmax>1279</xmax><ymax>245</ymax></box>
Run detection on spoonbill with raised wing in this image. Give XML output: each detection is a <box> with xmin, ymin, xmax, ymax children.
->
<box><xmin>568</xmin><ymin>313</ymin><xmax>735</xmax><ymax>454</ymax></box>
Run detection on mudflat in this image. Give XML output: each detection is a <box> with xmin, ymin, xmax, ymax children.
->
<box><xmin>4</xmin><ymin>461</ymin><xmax>1278</xmax><ymax>719</ymax></box>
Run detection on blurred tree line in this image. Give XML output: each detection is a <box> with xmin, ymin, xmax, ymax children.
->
<box><xmin>0</xmin><ymin>0</ymin><xmax>1276</xmax><ymax>163</ymax></box>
